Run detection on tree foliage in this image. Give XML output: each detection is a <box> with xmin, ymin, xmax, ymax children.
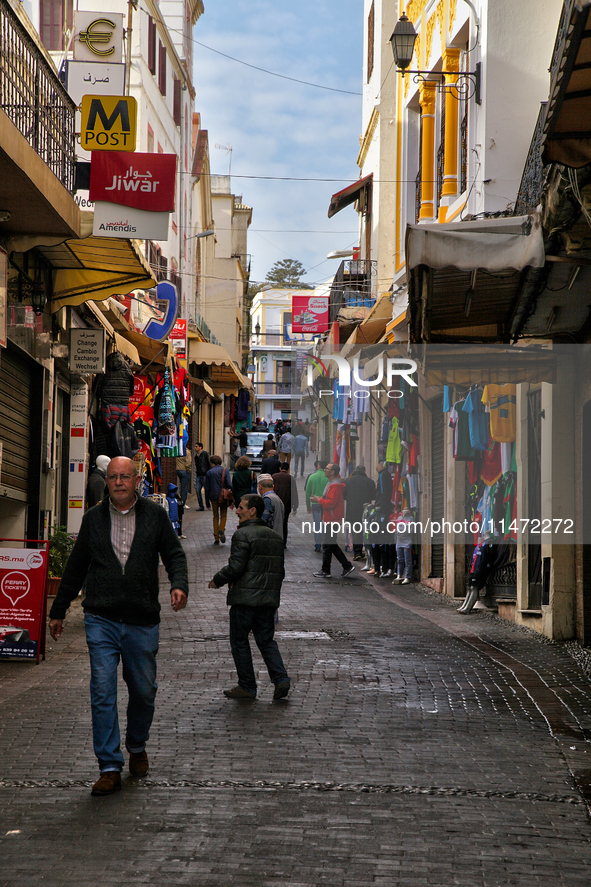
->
<box><xmin>265</xmin><ymin>259</ymin><xmax>312</xmax><ymax>289</ymax></box>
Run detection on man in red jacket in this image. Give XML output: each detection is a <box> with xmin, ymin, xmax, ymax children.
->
<box><xmin>310</xmin><ymin>462</ymin><xmax>355</xmax><ymax>579</ymax></box>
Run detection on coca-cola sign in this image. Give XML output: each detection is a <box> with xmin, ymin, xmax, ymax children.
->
<box><xmin>89</xmin><ymin>152</ymin><xmax>176</xmax><ymax>211</ymax></box>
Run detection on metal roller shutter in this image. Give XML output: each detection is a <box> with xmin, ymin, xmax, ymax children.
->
<box><xmin>431</xmin><ymin>397</ymin><xmax>444</xmax><ymax>577</ymax></box>
<box><xmin>0</xmin><ymin>347</ymin><xmax>32</xmax><ymax>495</ymax></box>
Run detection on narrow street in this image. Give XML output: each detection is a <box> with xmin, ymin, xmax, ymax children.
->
<box><xmin>2</xmin><ymin>481</ymin><xmax>591</xmax><ymax>886</ymax></box>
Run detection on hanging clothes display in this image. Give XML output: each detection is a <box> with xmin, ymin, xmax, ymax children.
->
<box><xmin>481</xmin><ymin>384</ymin><xmax>516</xmax><ymax>442</ymax></box>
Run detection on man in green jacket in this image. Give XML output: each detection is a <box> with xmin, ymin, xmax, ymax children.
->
<box><xmin>305</xmin><ymin>460</ymin><xmax>328</xmax><ymax>551</ymax></box>
<box><xmin>49</xmin><ymin>457</ymin><xmax>188</xmax><ymax>797</ymax></box>
<box><xmin>209</xmin><ymin>494</ymin><xmax>290</xmax><ymax>700</ymax></box>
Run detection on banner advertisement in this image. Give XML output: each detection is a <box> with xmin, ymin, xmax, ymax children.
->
<box><xmin>68</xmin><ymin>382</ymin><xmax>88</xmax><ymax>534</ymax></box>
<box><xmin>292</xmin><ymin>294</ymin><xmax>329</xmax><ymax>333</ymax></box>
<box><xmin>89</xmin><ymin>152</ymin><xmax>177</xmax><ymax>211</ymax></box>
<box><xmin>0</xmin><ymin>547</ymin><xmax>48</xmax><ymax>661</ymax></box>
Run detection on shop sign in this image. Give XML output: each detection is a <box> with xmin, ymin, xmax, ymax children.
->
<box><xmin>73</xmin><ymin>12</ymin><xmax>124</xmax><ymax>63</ymax></box>
<box><xmin>70</xmin><ymin>328</ymin><xmax>106</xmax><ymax>375</ymax></box>
<box><xmin>143</xmin><ymin>281</ymin><xmax>178</xmax><ymax>341</ymax></box>
<box><xmin>0</xmin><ymin>548</ymin><xmax>48</xmax><ymax>662</ymax></box>
<box><xmin>169</xmin><ymin>318</ymin><xmax>187</xmax><ymax>360</ymax></box>
<box><xmin>89</xmin><ymin>152</ymin><xmax>176</xmax><ymax>212</ymax></box>
<box><xmin>92</xmin><ymin>203</ymin><xmax>170</xmax><ymax>240</ymax></box>
<box><xmin>292</xmin><ymin>294</ymin><xmax>329</xmax><ymax>334</ymax></box>
<box><xmin>80</xmin><ymin>95</ymin><xmax>137</xmax><ymax>152</ymax></box>
<box><xmin>66</xmin><ymin>61</ymin><xmax>126</xmax><ymax>105</ymax></box>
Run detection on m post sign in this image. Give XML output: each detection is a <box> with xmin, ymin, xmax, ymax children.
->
<box><xmin>80</xmin><ymin>95</ymin><xmax>137</xmax><ymax>152</ymax></box>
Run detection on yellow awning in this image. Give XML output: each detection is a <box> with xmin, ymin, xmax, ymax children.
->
<box><xmin>84</xmin><ymin>301</ymin><xmax>141</xmax><ymax>364</ymax></box>
<box><xmin>116</xmin><ymin>329</ymin><xmax>171</xmax><ymax>369</ymax></box>
<box><xmin>188</xmin><ymin>340</ymin><xmax>249</xmax><ymax>396</ymax></box>
<box><xmin>43</xmin><ymin>236</ymin><xmax>156</xmax><ymax>312</ymax></box>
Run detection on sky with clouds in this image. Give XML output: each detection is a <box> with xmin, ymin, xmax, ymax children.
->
<box><xmin>192</xmin><ymin>0</ymin><xmax>364</xmax><ymax>287</ymax></box>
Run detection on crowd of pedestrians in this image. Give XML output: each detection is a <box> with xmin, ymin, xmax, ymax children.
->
<box><xmin>48</xmin><ymin>417</ymin><xmax>414</xmax><ymax>798</ymax></box>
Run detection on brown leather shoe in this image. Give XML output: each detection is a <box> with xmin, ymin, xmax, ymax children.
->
<box><xmin>126</xmin><ymin>745</ymin><xmax>149</xmax><ymax>777</ymax></box>
<box><xmin>91</xmin><ymin>771</ymin><xmax>121</xmax><ymax>796</ymax></box>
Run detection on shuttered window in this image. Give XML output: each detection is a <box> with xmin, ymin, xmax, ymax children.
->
<box><xmin>173</xmin><ymin>79</ymin><xmax>182</xmax><ymax>126</ymax></box>
<box><xmin>0</xmin><ymin>348</ymin><xmax>32</xmax><ymax>494</ymax></box>
<box><xmin>158</xmin><ymin>41</ymin><xmax>166</xmax><ymax>96</ymax></box>
<box><xmin>367</xmin><ymin>2</ymin><xmax>375</xmax><ymax>82</ymax></box>
<box><xmin>147</xmin><ymin>17</ymin><xmax>157</xmax><ymax>74</ymax></box>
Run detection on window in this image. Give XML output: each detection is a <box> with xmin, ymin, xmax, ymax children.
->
<box><xmin>173</xmin><ymin>79</ymin><xmax>182</xmax><ymax>126</ymax></box>
<box><xmin>147</xmin><ymin>17</ymin><xmax>157</xmax><ymax>74</ymax></box>
<box><xmin>40</xmin><ymin>0</ymin><xmax>72</xmax><ymax>51</ymax></box>
<box><xmin>367</xmin><ymin>2</ymin><xmax>375</xmax><ymax>82</ymax></box>
<box><xmin>158</xmin><ymin>41</ymin><xmax>167</xmax><ymax>95</ymax></box>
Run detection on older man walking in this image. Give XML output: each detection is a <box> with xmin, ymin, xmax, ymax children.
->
<box><xmin>208</xmin><ymin>494</ymin><xmax>290</xmax><ymax>700</ymax></box>
<box><xmin>49</xmin><ymin>457</ymin><xmax>188</xmax><ymax>796</ymax></box>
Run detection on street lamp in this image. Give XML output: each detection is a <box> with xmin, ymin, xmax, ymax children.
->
<box><xmin>255</xmin><ymin>320</ymin><xmax>261</xmax><ymax>341</ymax></box>
<box><xmin>389</xmin><ymin>12</ymin><xmax>481</xmax><ymax>103</ymax></box>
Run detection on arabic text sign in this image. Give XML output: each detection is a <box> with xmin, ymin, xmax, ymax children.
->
<box><xmin>80</xmin><ymin>95</ymin><xmax>137</xmax><ymax>152</ymax></box>
<box><xmin>292</xmin><ymin>294</ymin><xmax>329</xmax><ymax>333</ymax></box>
<box><xmin>70</xmin><ymin>328</ymin><xmax>106</xmax><ymax>375</ymax></box>
<box><xmin>66</xmin><ymin>61</ymin><xmax>126</xmax><ymax>106</ymax></box>
<box><xmin>73</xmin><ymin>12</ymin><xmax>124</xmax><ymax>63</ymax></box>
<box><xmin>0</xmin><ymin>549</ymin><xmax>48</xmax><ymax>661</ymax></box>
<box><xmin>89</xmin><ymin>152</ymin><xmax>176</xmax><ymax>212</ymax></box>
<box><xmin>92</xmin><ymin>202</ymin><xmax>170</xmax><ymax>240</ymax></box>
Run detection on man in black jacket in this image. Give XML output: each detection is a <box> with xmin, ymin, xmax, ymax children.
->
<box><xmin>344</xmin><ymin>465</ymin><xmax>376</xmax><ymax>559</ymax></box>
<box><xmin>194</xmin><ymin>441</ymin><xmax>211</xmax><ymax>510</ymax></box>
<box><xmin>49</xmin><ymin>457</ymin><xmax>188</xmax><ymax>797</ymax></box>
<box><xmin>209</xmin><ymin>494</ymin><xmax>290</xmax><ymax>700</ymax></box>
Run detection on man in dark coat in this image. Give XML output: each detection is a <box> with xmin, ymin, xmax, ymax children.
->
<box><xmin>261</xmin><ymin>449</ymin><xmax>281</xmax><ymax>476</ymax></box>
<box><xmin>194</xmin><ymin>442</ymin><xmax>211</xmax><ymax>510</ymax></box>
<box><xmin>49</xmin><ymin>457</ymin><xmax>188</xmax><ymax>797</ymax></box>
<box><xmin>209</xmin><ymin>494</ymin><xmax>290</xmax><ymax>700</ymax></box>
<box><xmin>272</xmin><ymin>463</ymin><xmax>298</xmax><ymax>543</ymax></box>
<box><xmin>344</xmin><ymin>465</ymin><xmax>376</xmax><ymax>559</ymax></box>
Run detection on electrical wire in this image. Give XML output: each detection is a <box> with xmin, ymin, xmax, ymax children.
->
<box><xmin>192</xmin><ymin>38</ymin><xmax>363</xmax><ymax>96</ymax></box>
<box><xmin>137</xmin><ymin>5</ymin><xmax>361</xmax><ymax>97</ymax></box>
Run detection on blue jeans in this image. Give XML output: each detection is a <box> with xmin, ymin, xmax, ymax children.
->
<box><xmin>311</xmin><ymin>503</ymin><xmax>323</xmax><ymax>547</ymax></box>
<box><xmin>195</xmin><ymin>474</ymin><xmax>209</xmax><ymax>508</ymax></box>
<box><xmin>396</xmin><ymin>545</ymin><xmax>413</xmax><ymax>579</ymax></box>
<box><xmin>84</xmin><ymin>614</ymin><xmax>159</xmax><ymax>773</ymax></box>
<box><xmin>176</xmin><ymin>470</ymin><xmax>190</xmax><ymax>505</ymax></box>
<box><xmin>229</xmin><ymin>605</ymin><xmax>289</xmax><ymax>694</ymax></box>
<box><xmin>294</xmin><ymin>452</ymin><xmax>305</xmax><ymax>476</ymax></box>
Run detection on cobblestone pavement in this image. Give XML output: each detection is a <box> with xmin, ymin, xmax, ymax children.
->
<box><xmin>2</xmin><ymin>476</ymin><xmax>591</xmax><ymax>885</ymax></box>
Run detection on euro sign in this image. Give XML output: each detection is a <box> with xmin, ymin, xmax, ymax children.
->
<box><xmin>78</xmin><ymin>19</ymin><xmax>116</xmax><ymax>56</ymax></box>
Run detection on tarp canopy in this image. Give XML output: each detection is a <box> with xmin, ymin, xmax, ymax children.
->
<box><xmin>405</xmin><ymin>215</ymin><xmax>545</xmax><ymax>273</ymax></box>
<box><xmin>44</xmin><ymin>236</ymin><xmax>156</xmax><ymax>311</ymax></box>
<box><xmin>117</xmin><ymin>329</ymin><xmax>171</xmax><ymax>369</ymax></box>
<box><xmin>406</xmin><ymin>215</ymin><xmax>546</xmax><ymax>342</ymax></box>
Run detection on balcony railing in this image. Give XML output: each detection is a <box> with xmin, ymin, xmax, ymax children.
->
<box><xmin>329</xmin><ymin>259</ymin><xmax>377</xmax><ymax>324</ymax></box>
<box><xmin>514</xmin><ymin>102</ymin><xmax>547</xmax><ymax>217</ymax></box>
<box><xmin>0</xmin><ymin>0</ymin><xmax>75</xmax><ymax>191</ymax></box>
<box><xmin>253</xmin><ymin>382</ymin><xmax>295</xmax><ymax>395</ymax></box>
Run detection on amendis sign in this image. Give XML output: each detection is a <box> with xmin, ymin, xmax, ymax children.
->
<box><xmin>80</xmin><ymin>95</ymin><xmax>137</xmax><ymax>151</ymax></box>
